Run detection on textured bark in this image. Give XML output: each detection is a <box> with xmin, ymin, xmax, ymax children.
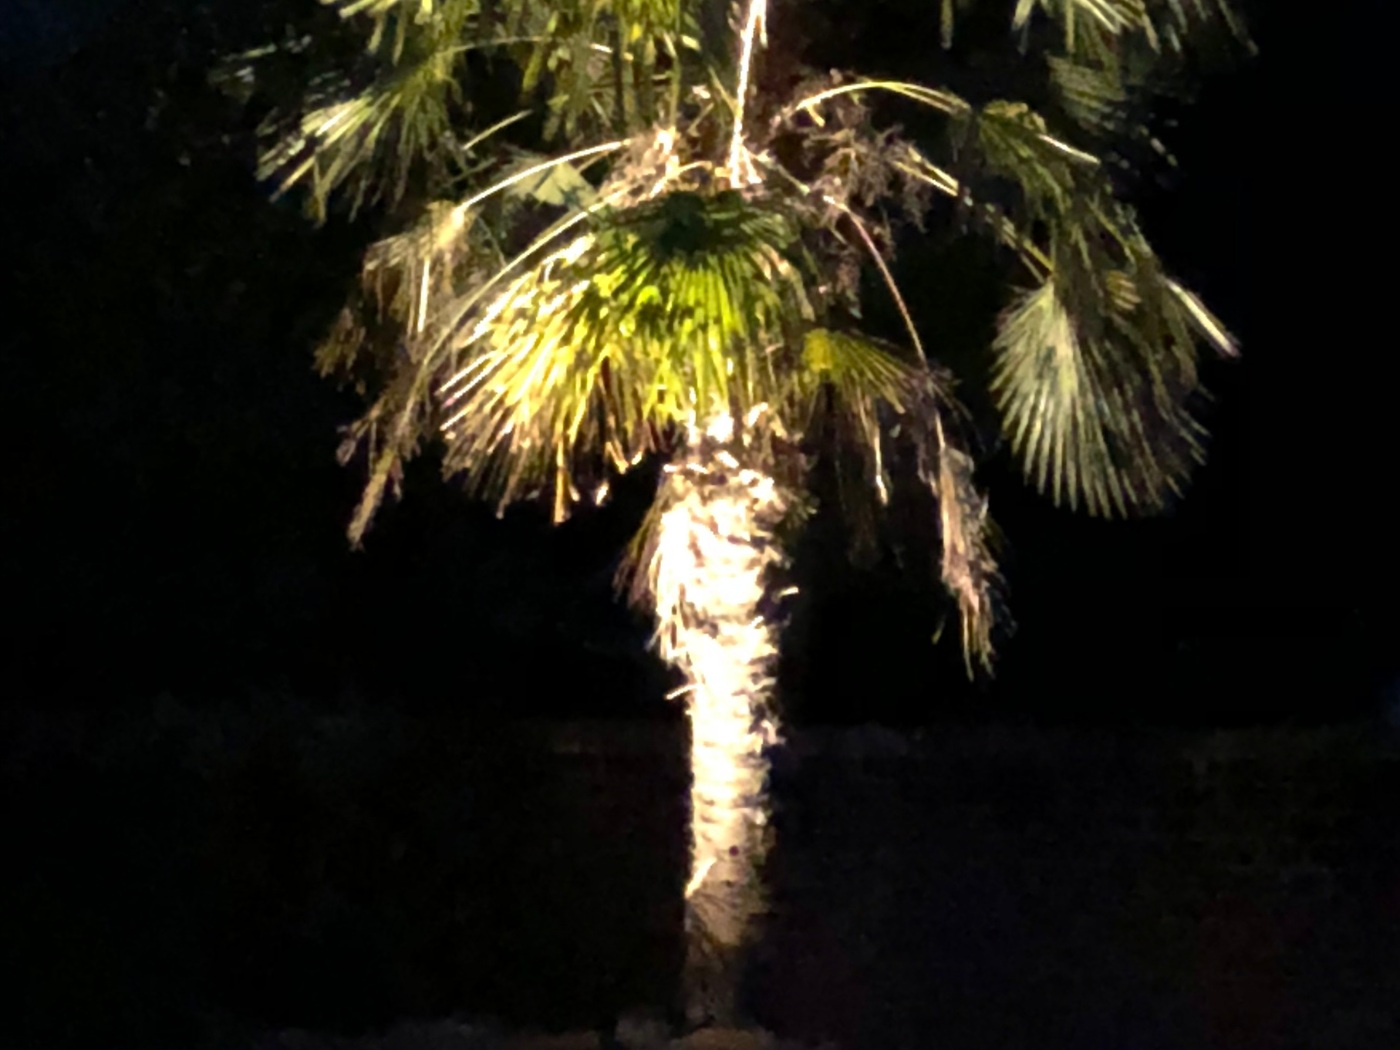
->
<box><xmin>682</xmin><ymin>684</ymin><xmax>775</xmax><ymax>1026</ymax></box>
<box><xmin>644</xmin><ymin>417</ymin><xmax>790</xmax><ymax>1026</ymax></box>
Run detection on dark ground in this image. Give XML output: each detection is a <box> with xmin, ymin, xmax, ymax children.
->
<box><xmin>4</xmin><ymin>706</ymin><xmax>1398</xmax><ymax>1049</ymax></box>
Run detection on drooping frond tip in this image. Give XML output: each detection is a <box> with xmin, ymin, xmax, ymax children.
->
<box><xmin>798</xmin><ymin>329</ymin><xmax>1003</xmax><ymax>675</ymax></box>
<box><xmin>933</xmin><ymin>428</ymin><xmax>1000</xmax><ymax>675</ymax></box>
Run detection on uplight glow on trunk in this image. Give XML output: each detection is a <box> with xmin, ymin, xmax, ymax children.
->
<box><xmin>648</xmin><ymin>411</ymin><xmax>789</xmax><ymax>1023</ymax></box>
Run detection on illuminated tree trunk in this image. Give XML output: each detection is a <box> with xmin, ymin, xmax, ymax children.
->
<box><xmin>647</xmin><ymin>414</ymin><xmax>791</xmax><ymax>1027</ymax></box>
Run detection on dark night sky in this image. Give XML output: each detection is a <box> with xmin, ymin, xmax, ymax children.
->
<box><xmin>3</xmin><ymin>0</ymin><xmax>1395</xmax><ymax>726</ymax></box>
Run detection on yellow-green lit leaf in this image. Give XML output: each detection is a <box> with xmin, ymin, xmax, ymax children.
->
<box><xmin>430</xmin><ymin>187</ymin><xmax>816</xmax><ymax>519</ymax></box>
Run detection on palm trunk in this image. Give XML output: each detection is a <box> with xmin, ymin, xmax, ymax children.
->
<box><xmin>647</xmin><ymin>414</ymin><xmax>791</xmax><ymax>1027</ymax></box>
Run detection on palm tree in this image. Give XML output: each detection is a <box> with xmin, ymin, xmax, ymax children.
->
<box><xmin>223</xmin><ymin>0</ymin><xmax>1248</xmax><ymax>1028</ymax></box>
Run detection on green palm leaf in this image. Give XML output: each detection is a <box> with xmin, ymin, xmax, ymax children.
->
<box><xmin>434</xmin><ymin>186</ymin><xmax>816</xmax><ymax>520</ymax></box>
<box><xmin>991</xmin><ymin>264</ymin><xmax>1234</xmax><ymax>516</ymax></box>
<box><xmin>256</xmin><ymin>2</ymin><xmax>478</xmax><ymax>219</ymax></box>
<box><xmin>902</xmin><ymin>96</ymin><xmax>1236</xmax><ymax>516</ymax></box>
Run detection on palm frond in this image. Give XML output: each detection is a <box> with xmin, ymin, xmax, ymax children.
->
<box><xmin>256</xmin><ymin>9</ymin><xmax>474</xmax><ymax>219</ymax></box>
<box><xmin>252</xmin><ymin>0</ymin><xmax>701</xmax><ymax>217</ymax></box>
<box><xmin>1022</xmin><ymin>0</ymin><xmax>1251</xmax><ymax>140</ymax></box>
<box><xmin>905</xmin><ymin>96</ymin><xmax>1238</xmax><ymax>516</ymax></box>
<box><xmin>312</xmin><ymin>198</ymin><xmax>496</xmax><ymax>400</ymax></box>
<box><xmin>769</xmin><ymin>75</ymin><xmax>1230</xmax><ymax>585</ymax></box>
<box><xmin>784</xmin><ymin>78</ymin><xmax>970</xmax><ymax>126</ymax></box>
<box><xmin>796</xmin><ymin>329</ymin><xmax>1002</xmax><ymax>673</ymax></box>
<box><xmin>434</xmin><ymin>186</ymin><xmax>816</xmax><ymax>521</ymax></box>
<box><xmin>991</xmin><ymin>264</ymin><xmax>1233</xmax><ymax>516</ymax></box>
<box><xmin>1013</xmin><ymin>0</ymin><xmax>1147</xmax><ymax>45</ymax></box>
<box><xmin>369</xmin><ymin>200</ymin><xmax>497</xmax><ymax>333</ymax></box>
<box><xmin>893</xmin><ymin>145</ymin><xmax>1050</xmax><ymax>278</ymax></box>
<box><xmin>921</xmin><ymin>1</ymin><xmax>1248</xmax><ymax>154</ymax></box>
<box><xmin>1012</xmin><ymin>0</ymin><xmax>1251</xmax><ymax>54</ymax></box>
<box><xmin>966</xmin><ymin>99</ymin><xmax>1103</xmax><ymax>213</ymax></box>
<box><xmin>930</xmin><ymin>417</ymin><xmax>1000</xmax><ymax>674</ymax></box>
<box><xmin>327</xmin><ymin>0</ymin><xmax>469</xmax><ymax>62</ymax></box>
<box><xmin>1045</xmin><ymin>52</ymin><xmax>1132</xmax><ymax>135</ymax></box>
<box><xmin>324</xmin><ymin>191</ymin><xmax>521</xmax><ymax>547</ymax></box>
<box><xmin>799</xmin><ymin>329</ymin><xmax>926</xmax><ymax>410</ymax></box>
<box><xmin>492</xmin><ymin>0</ymin><xmax>702</xmax><ymax>139</ymax></box>
<box><xmin>795</xmin><ymin>328</ymin><xmax>918</xmax><ymax>511</ymax></box>
<box><xmin>937</xmin><ymin>0</ymin><xmax>983</xmax><ymax>49</ymax></box>
<box><xmin>336</xmin><ymin>343</ymin><xmax>441</xmax><ymax>547</ymax></box>
<box><xmin>327</xmin><ymin>142</ymin><xmax>635</xmax><ymax>542</ymax></box>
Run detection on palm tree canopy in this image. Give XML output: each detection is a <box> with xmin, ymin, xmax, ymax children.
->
<box><xmin>221</xmin><ymin>0</ymin><xmax>1248</xmax><ymax>670</ymax></box>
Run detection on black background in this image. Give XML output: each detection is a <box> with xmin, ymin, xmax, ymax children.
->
<box><xmin>3</xmin><ymin>0</ymin><xmax>1395</xmax><ymax>726</ymax></box>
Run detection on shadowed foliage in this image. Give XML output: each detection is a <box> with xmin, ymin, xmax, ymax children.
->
<box><xmin>222</xmin><ymin>1</ymin><xmax>1244</xmax><ymax>671</ymax></box>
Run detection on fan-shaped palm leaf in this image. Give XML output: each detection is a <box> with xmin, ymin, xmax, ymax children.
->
<box><xmin>915</xmin><ymin>98</ymin><xmax>1237</xmax><ymax>515</ymax></box>
<box><xmin>433</xmin><ymin>185</ymin><xmax>816</xmax><ymax>520</ymax></box>
<box><xmin>991</xmin><ymin>264</ymin><xmax>1234</xmax><ymax>516</ymax></box>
